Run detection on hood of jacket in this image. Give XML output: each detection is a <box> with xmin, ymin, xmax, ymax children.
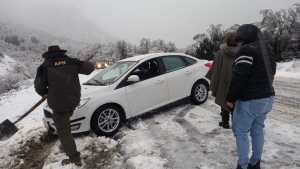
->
<box><xmin>236</xmin><ymin>24</ymin><xmax>259</xmax><ymax>44</ymax></box>
<box><xmin>219</xmin><ymin>44</ymin><xmax>239</xmax><ymax>59</ymax></box>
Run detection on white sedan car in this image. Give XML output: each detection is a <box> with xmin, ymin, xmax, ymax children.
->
<box><xmin>43</xmin><ymin>53</ymin><xmax>210</xmax><ymax>136</ymax></box>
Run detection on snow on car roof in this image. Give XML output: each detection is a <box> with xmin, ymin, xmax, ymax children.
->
<box><xmin>120</xmin><ymin>53</ymin><xmax>190</xmax><ymax>62</ymax></box>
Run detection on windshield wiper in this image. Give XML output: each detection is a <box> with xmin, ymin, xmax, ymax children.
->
<box><xmin>83</xmin><ymin>82</ymin><xmax>98</xmax><ymax>86</ymax></box>
<box><xmin>84</xmin><ymin>79</ymin><xmax>106</xmax><ymax>86</ymax></box>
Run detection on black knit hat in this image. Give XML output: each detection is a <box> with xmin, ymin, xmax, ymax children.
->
<box><xmin>236</xmin><ymin>24</ymin><xmax>259</xmax><ymax>43</ymax></box>
<box><xmin>42</xmin><ymin>45</ymin><xmax>67</xmax><ymax>58</ymax></box>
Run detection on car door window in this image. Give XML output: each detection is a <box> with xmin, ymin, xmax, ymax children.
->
<box><xmin>161</xmin><ymin>56</ymin><xmax>187</xmax><ymax>72</ymax></box>
<box><xmin>182</xmin><ymin>56</ymin><xmax>197</xmax><ymax>65</ymax></box>
<box><xmin>131</xmin><ymin>59</ymin><xmax>161</xmax><ymax>81</ymax></box>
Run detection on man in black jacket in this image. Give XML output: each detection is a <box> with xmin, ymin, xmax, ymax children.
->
<box><xmin>226</xmin><ymin>25</ymin><xmax>276</xmax><ymax>169</ymax></box>
<box><xmin>34</xmin><ymin>45</ymin><xmax>94</xmax><ymax>166</ymax></box>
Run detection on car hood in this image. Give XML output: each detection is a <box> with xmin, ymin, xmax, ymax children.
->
<box><xmin>81</xmin><ymin>84</ymin><xmax>112</xmax><ymax>98</ymax></box>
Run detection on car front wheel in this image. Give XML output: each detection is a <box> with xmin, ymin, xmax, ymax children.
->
<box><xmin>91</xmin><ymin>105</ymin><xmax>124</xmax><ymax>137</ymax></box>
<box><xmin>191</xmin><ymin>81</ymin><xmax>208</xmax><ymax>105</ymax></box>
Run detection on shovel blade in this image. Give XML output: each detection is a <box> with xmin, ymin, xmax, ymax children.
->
<box><xmin>0</xmin><ymin>119</ymin><xmax>18</xmax><ymax>141</ymax></box>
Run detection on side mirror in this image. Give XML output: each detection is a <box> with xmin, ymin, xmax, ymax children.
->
<box><xmin>127</xmin><ymin>75</ymin><xmax>140</xmax><ymax>84</ymax></box>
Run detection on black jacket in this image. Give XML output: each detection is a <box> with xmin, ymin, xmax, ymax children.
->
<box><xmin>227</xmin><ymin>41</ymin><xmax>276</xmax><ymax>102</ymax></box>
<box><xmin>34</xmin><ymin>53</ymin><xmax>94</xmax><ymax>112</ymax></box>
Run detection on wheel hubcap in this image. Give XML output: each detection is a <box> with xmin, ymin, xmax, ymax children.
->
<box><xmin>97</xmin><ymin>108</ymin><xmax>120</xmax><ymax>133</ymax></box>
<box><xmin>195</xmin><ymin>84</ymin><xmax>207</xmax><ymax>102</ymax></box>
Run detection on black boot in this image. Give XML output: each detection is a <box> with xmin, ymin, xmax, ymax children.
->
<box><xmin>219</xmin><ymin>109</ymin><xmax>230</xmax><ymax>129</ymax></box>
<box><xmin>248</xmin><ymin>161</ymin><xmax>261</xmax><ymax>169</ymax></box>
<box><xmin>62</xmin><ymin>152</ymin><xmax>82</xmax><ymax>166</ymax></box>
<box><xmin>219</xmin><ymin>121</ymin><xmax>230</xmax><ymax>129</ymax></box>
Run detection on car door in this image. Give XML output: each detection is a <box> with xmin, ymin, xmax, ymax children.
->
<box><xmin>160</xmin><ymin>55</ymin><xmax>193</xmax><ymax>102</ymax></box>
<box><xmin>124</xmin><ymin>58</ymin><xmax>169</xmax><ymax>116</ymax></box>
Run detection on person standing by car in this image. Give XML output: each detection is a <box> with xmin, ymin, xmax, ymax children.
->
<box><xmin>226</xmin><ymin>24</ymin><xmax>276</xmax><ymax>169</ymax></box>
<box><xmin>34</xmin><ymin>45</ymin><xmax>94</xmax><ymax>166</ymax></box>
<box><xmin>210</xmin><ymin>32</ymin><xmax>239</xmax><ymax>129</ymax></box>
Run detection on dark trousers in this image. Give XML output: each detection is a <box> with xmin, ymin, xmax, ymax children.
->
<box><xmin>52</xmin><ymin>111</ymin><xmax>79</xmax><ymax>159</ymax></box>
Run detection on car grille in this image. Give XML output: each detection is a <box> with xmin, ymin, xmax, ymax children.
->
<box><xmin>44</xmin><ymin>109</ymin><xmax>53</xmax><ymax>118</ymax></box>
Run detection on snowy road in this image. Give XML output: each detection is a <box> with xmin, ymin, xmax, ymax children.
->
<box><xmin>119</xmin><ymin>77</ymin><xmax>300</xmax><ymax>169</ymax></box>
<box><xmin>0</xmin><ymin>76</ymin><xmax>300</xmax><ymax>169</ymax></box>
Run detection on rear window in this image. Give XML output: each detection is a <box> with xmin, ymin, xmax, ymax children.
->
<box><xmin>161</xmin><ymin>56</ymin><xmax>187</xmax><ymax>72</ymax></box>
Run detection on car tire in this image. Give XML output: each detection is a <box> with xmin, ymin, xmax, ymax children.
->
<box><xmin>91</xmin><ymin>105</ymin><xmax>124</xmax><ymax>137</ymax></box>
<box><xmin>191</xmin><ymin>81</ymin><xmax>209</xmax><ymax>105</ymax></box>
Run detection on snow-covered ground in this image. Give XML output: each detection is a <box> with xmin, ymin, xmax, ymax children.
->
<box><xmin>276</xmin><ymin>59</ymin><xmax>300</xmax><ymax>79</ymax></box>
<box><xmin>0</xmin><ymin>63</ymin><xmax>300</xmax><ymax>169</ymax></box>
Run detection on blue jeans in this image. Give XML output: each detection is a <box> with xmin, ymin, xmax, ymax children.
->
<box><xmin>232</xmin><ymin>97</ymin><xmax>274</xmax><ymax>169</ymax></box>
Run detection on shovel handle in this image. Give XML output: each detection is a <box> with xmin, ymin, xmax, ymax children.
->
<box><xmin>13</xmin><ymin>96</ymin><xmax>47</xmax><ymax>124</ymax></box>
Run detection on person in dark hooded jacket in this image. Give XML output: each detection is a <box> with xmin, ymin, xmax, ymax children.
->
<box><xmin>210</xmin><ymin>32</ymin><xmax>239</xmax><ymax>129</ymax></box>
<box><xmin>34</xmin><ymin>45</ymin><xmax>95</xmax><ymax>166</ymax></box>
<box><xmin>226</xmin><ymin>24</ymin><xmax>276</xmax><ymax>169</ymax></box>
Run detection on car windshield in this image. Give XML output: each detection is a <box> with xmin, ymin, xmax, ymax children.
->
<box><xmin>84</xmin><ymin>61</ymin><xmax>137</xmax><ymax>86</ymax></box>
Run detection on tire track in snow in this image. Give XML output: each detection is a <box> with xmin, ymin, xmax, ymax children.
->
<box><xmin>173</xmin><ymin>104</ymin><xmax>235</xmax><ymax>167</ymax></box>
<box><xmin>144</xmin><ymin>103</ymin><xmax>236</xmax><ymax>169</ymax></box>
<box><xmin>274</xmin><ymin>78</ymin><xmax>300</xmax><ymax>110</ymax></box>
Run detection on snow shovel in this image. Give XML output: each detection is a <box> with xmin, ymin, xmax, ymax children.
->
<box><xmin>0</xmin><ymin>96</ymin><xmax>47</xmax><ymax>140</ymax></box>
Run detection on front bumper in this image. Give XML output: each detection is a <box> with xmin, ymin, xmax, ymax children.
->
<box><xmin>43</xmin><ymin>107</ymin><xmax>89</xmax><ymax>134</ymax></box>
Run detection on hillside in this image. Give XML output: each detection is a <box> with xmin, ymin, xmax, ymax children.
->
<box><xmin>0</xmin><ymin>21</ymin><xmax>91</xmax><ymax>94</ymax></box>
<box><xmin>0</xmin><ymin>21</ymin><xmax>87</xmax><ymax>61</ymax></box>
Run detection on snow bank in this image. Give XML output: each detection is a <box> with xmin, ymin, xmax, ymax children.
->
<box><xmin>276</xmin><ymin>59</ymin><xmax>300</xmax><ymax>79</ymax></box>
<box><xmin>0</xmin><ymin>123</ymin><xmax>46</xmax><ymax>169</ymax></box>
<box><xmin>0</xmin><ymin>54</ymin><xmax>32</xmax><ymax>94</ymax></box>
<box><xmin>0</xmin><ymin>84</ymin><xmax>44</xmax><ymax>123</ymax></box>
<box><xmin>0</xmin><ymin>55</ymin><xmax>16</xmax><ymax>76</ymax></box>
<box><xmin>0</xmin><ymin>79</ymin><xmax>47</xmax><ymax>168</ymax></box>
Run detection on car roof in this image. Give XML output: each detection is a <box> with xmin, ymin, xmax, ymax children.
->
<box><xmin>120</xmin><ymin>53</ymin><xmax>191</xmax><ymax>62</ymax></box>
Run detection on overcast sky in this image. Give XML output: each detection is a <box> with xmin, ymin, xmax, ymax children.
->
<box><xmin>0</xmin><ymin>0</ymin><xmax>298</xmax><ymax>47</ymax></box>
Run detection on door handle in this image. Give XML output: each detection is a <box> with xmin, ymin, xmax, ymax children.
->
<box><xmin>185</xmin><ymin>71</ymin><xmax>192</xmax><ymax>75</ymax></box>
<box><xmin>155</xmin><ymin>80</ymin><xmax>164</xmax><ymax>84</ymax></box>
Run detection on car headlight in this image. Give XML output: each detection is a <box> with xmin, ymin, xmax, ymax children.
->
<box><xmin>96</xmin><ymin>63</ymin><xmax>102</xmax><ymax>69</ymax></box>
<box><xmin>77</xmin><ymin>97</ymin><xmax>91</xmax><ymax>109</ymax></box>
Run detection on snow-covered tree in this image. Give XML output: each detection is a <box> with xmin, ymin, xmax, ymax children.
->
<box><xmin>165</xmin><ymin>42</ymin><xmax>177</xmax><ymax>52</ymax></box>
<box><xmin>187</xmin><ymin>24</ymin><xmax>224</xmax><ymax>60</ymax></box>
<box><xmin>151</xmin><ymin>39</ymin><xmax>167</xmax><ymax>52</ymax></box>
<box><xmin>260</xmin><ymin>3</ymin><xmax>300</xmax><ymax>61</ymax></box>
<box><xmin>116</xmin><ymin>40</ymin><xmax>129</xmax><ymax>60</ymax></box>
<box><xmin>207</xmin><ymin>24</ymin><xmax>224</xmax><ymax>52</ymax></box>
<box><xmin>138</xmin><ymin>38</ymin><xmax>151</xmax><ymax>54</ymax></box>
